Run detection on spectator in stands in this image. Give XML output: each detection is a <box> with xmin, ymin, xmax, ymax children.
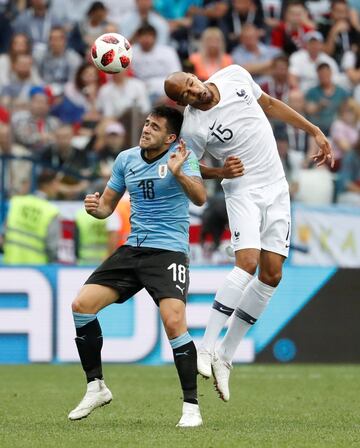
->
<box><xmin>131</xmin><ymin>24</ymin><xmax>182</xmax><ymax>104</ymax></box>
<box><xmin>286</xmin><ymin>89</ymin><xmax>308</xmax><ymax>157</ymax></box>
<box><xmin>347</xmin><ymin>0</ymin><xmax>360</xmax><ymax>27</ymax></box>
<box><xmin>90</xmin><ymin>121</ymin><xmax>127</xmax><ymax>183</ymax></box>
<box><xmin>289</xmin><ymin>30</ymin><xmax>340</xmax><ymax>92</ymax></box>
<box><xmin>41</xmin><ymin>124</ymin><xmax>92</xmax><ymax>199</ymax></box>
<box><xmin>222</xmin><ymin>0</ymin><xmax>265</xmax><ymax>51</ymax></box>
<box><xmin>187</xmin><ymin>0</ymin><xmax>229</xmax><ymax>39</ymax></box>
<box><xmin>3</xmin><ymin>170</ymin><xmax>61</xmax><ymax>265</ymax></box>
<box><xmin>271</xmin><ymin>0</ymin><xmax>314</xmax><ymax>55</ymax></box>
<box><xmin>261</xmin><ymin>0</ymin><xmax>282</xmax><ymax>31</ymax></box>
<box><xmin>50</xmin><ymin>0</ymin><xmax>95</xmax><ymax>30</ymax></box>
<box><xmin>96</xmin><ymin>70</ymin><xmax>150</xmax><ymax>119</ymax></box>
<box><xmin>50</xmin><ymin>84</ymin><xmax>86</xmax><ymax>126</ymax></box>
<box><xmin>189</xmin><ymin>27</ymin><xmax>232</xmax><ymax>81</ymax></box>
<box><xmin>64</xmin><ymin>62</ymin><xmax>102</xmax><ymax>121</ymax></box>
<box><xmin>337</xmin><ymin>136</ymin><xmax>360</xmax><ymax>206</ymax></box>
<box><xmin>0</xmin><ymin>33</ymin><xmax>39</xmax><ymax>91</ymax></box>
<box><xmin>0</xmin><ymin>53</ymin><xmax>42</xmax><ymax>110</ymax></box>
<box><xmin>231</xmin><ymin>23</ymin><xmax>280</xmax><ymax>84</ymax></box>
<box><xmin>330</xmin><ymin>98</ymin><xmax>360</xmax><ymax>171</ymax></box>
<box><xmin>260</xmin><ymin>54</ymin><xmax>290</xmax><ymax>101</ymax></box>
<box><xmin>0</xmin><ymin>8</ymin><xmax>12</xmax><ymax>54</ymax></box>
<box><xmin>153</xmin><ymin>0</ymin><xmax>198</xmax><ymax>59</ymax></box>
<box><xmin>12</xmin><ymin>0</ymin><xmax>61</xmax><ymax>54</ymax></box>
<box><xmin>102</xmin><ymin>0</ymin><xmax>137</xmax><ymax>27</ymax></box>
<box><xmin>68</xmin><ymin>1</ymin><xmax>112</xmax><ymax>57</ymax></box>
<box><xmin>305</xmin><ymin>62</ymin><xmax>349</xmax><ymax>136</ymax></box>
<box><xmin>120</xmin><ymin>0</ymin><xmax>170</xmax><ymax>45</ymax></box>
<box><xmin>34</xmin><ymin>26</ymin><xmax>82</xmax><ymax>86</ymax></box>
<box><xmin>12</xmin><ymin>86</ymin><xmax>60</xmax><ymax>154</ymax></box>
<box><xmin>75</xmin><ymin>208</ymin><xmax>109</xmax><ymax>265</ymax></box>
<box><xmin>341</xmin><ymin>43</ymin><xmax>360</xmax><ymax>91</ymax></box>
<box><xmin>319</xmin><ymin>0</ymin><xmax>360</xmax><ymax>66</ymax></box>
<box><xmin>0</xmin><ymin>123</ymin><xmax>32</xmax><ymax>197</ymax></box>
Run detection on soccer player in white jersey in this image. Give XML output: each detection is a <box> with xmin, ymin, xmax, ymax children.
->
<box><xmin>164</xmin><ymin>65</ymin><xmax>333</xmax><ymax>402</ymax></box>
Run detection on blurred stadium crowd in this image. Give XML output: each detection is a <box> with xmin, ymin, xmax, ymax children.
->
<box><xmin>1</xmin><ymin>0</ymin><xmax>360</xmax><ymax>264</ymax></box>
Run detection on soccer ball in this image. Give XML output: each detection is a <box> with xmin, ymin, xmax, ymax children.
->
<box><xmin>91</xmin><ymin>33</ymin><xmax>132</xmax><ymax>74</ymax></box>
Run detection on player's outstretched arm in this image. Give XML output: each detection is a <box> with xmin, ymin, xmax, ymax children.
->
<box><xmin>168</xmin><ymin>139</ymin><xmax>207</xmax><ymax>206</ymax></box>
<box><xmin>84</xmin><ymin>186</ymin><xmax>123</xmax><ymax>219</ymax></box>
<box><xmin>258</xmin><ymin>92</ymin><xmax>334</xmax><ymax>167</ymax></box>
<box><xmin>200</xmin><ymin>156</ymin><xmax>244</xmax><ymax>179</ymax></box>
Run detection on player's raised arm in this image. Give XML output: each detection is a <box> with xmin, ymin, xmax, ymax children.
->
<box><xmin>257</xmin><ymin>92</ymin><xmax>334</xmax><ymax>167</ymax></box>
<box><xmin>168</xmin><ymin>139</ymin><xmax>207</xmax><ymax>206</ymax></box>
<box><xmin>84</xmin><ymin>186</ymin><xmax>123</xmax><ymax>219</ymax></box>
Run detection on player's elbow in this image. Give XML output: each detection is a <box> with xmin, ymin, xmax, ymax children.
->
<box><xmin>193</xmin><ymin>189</ymin><xmax>207</xmax><ymax>206</ymax></box>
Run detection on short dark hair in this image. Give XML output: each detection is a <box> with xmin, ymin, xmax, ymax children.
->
<box><xmin>317</xmin><ymin>62</ymin><xmax>331</xmax><ymax>71</ymax></box>
<box><xmin>37</xmin><ymin>170</ymin><xmax>57</xmax><ymax>188</ymax></box>
<box><xmin>87</xmin><ymin>1</ymin><xmax>106</xmax><ymax>15</ymax></box>
<box><xmin>150</xmin><ymin>106</ymin><xmax>183</xmax><ymax>137</ymax></box>
<box><xmin>136</xmin><ymin>23</ymin><xmax>157</xmax><ymax>37</ymax></box>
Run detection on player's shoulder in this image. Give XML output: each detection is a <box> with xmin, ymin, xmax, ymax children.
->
<box><xmin>209</xmin><ymin>64</ymin><xmax>252</xmax><ymax>82</ymax></box>
<box><xmin>114</xmin><ymin>146</ymin><xmax>140</xmax><ymax>166</ymax></box>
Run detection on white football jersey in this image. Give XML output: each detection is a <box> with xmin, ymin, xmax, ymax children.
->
<box><xmin>181</xmin><ymin>65</ymin><xmax>285</xmax><ymax>192</ymax></box>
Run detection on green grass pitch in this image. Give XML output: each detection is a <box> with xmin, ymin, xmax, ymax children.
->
<box><xmin>0</xmin><ymin>364</ymin><xmax>359</xmax><ymax>448</ymax></box>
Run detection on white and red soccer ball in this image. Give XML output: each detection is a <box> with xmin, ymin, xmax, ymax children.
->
<box><xmin>91</xmin><ymin>33</ymin><xmax>132</xmax><ymax>74</ymax></box>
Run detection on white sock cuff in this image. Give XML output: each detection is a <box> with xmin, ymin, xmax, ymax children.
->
<box><xmin>227</xmin><ymin>266</ymin><xmax>253</xmax><ymax>288</ymax></box>
<box><xmin>253</xmin><ymin>277</ymin><xmax>276</xmax><ymax>298</ymax></box>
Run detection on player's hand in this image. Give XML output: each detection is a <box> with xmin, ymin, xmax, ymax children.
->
<box><xmin>311</xmin><ymin>131</ymin><xmax>334</xmax><ymax>168</ymax></box>
<box><xmin>222</xmin><ymin>156</ymin><xmax>244</xmax><ymax>178</ymax></box>
<box><xmin>168</xmin><ymin>138</ymin><xmax>190</xmax><ymax>176</ymax></box>
<box><xmin>84</xmin><ymin>192</ymin><xmax>100</xmax><ymax>216</ymax></box>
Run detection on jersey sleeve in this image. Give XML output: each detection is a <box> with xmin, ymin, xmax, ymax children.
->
<box><xmin>107</xmin><ymin>153</ymin><xmax>126</xmax><ymax>193</ymax></box>
<box><xmin>245</xmin><ymin>70</ymin><xmax>263</xmax><ymax>99</ymax></box>
<box><xmin>182</xmin><ymin>150</ymin><xmax>202</xmax><ymax>178</ymax></box>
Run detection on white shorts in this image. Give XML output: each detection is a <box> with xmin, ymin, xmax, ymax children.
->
<box><xmin>225</xmin><ymin>178</ymin><xmax>291</xmax><ymax>257</ymax></box>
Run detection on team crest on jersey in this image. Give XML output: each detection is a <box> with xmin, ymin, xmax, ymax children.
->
<box><xmin>158</xmin><ymin>164</ymin><xmax>168</xmax><ymax>178</ymax></box>
<box><xmin>236</xmin><ymin>89</ymin><xmax>253</xmax><ymax>105</ymax></box>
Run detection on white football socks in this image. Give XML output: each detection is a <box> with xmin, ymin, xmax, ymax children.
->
<box><xmin>218</xmin><ymin>277</ymin><xmax>276</xmax><ymax>363</ymax></box>
<box><xmin>201</xmin><ymin>267</ymin><xmax>253</xmax><ymax>353</ymax></box>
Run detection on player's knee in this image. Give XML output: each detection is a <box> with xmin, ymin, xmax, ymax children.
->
<box><xmin>72</xmin><ymin>298</ymin><xmax>92</xmax><ymax>314</ymax></box>
<box><xmin>163</xmin><ymin>312</ymin><xmax>184</xmax><ymax>338</ymax></box>
<box><xmin>237</xmin><ymin>257</ymin><xmax>258</xmax><ymax>275</ymax></box>
<box><xmin>259</xmin><ymin>270</ymin><xmax>282</xmax><ymax>287</ymax></box>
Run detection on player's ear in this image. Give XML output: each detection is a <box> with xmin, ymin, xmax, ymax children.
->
<box><xmin>166</xmin><ymin>133</ymin><xmax>177</xmax><ymax>144</ymax></box>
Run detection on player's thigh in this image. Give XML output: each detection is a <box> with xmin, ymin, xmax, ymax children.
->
<box><xmin>159</xmin><ymin>298</ymin><xmax>187</xmax><ymax>339</ymax></box>
<box><xmin>225</xmin><ymin>192</ymin><xmax>262</xmax><ymax>251</ymax></box>
<box><xmin>260</xmin><ymin>180</ymin><xmax>291</xmax><ymax>258</ymax></box>
<box><xmin>80</xmin><ymin>246</ymin><xmax>143</xmax><ymax>310</ymax></box>
<box><xmin>137</xmin><ymin>249</ymin><xmax>189</xmax><ymax>305</ymax></box>
<box><xmin>72</xmin><ymin>284</ymin><xmax>119</xmax><ymax>314</ymax></box>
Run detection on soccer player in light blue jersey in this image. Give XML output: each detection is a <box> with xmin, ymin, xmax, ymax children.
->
<box><xmin>68</xmin><ymin>105</ymin><xmax>209</xmax><ymax>428</ymax></box>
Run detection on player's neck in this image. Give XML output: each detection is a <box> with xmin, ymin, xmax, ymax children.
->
<box><xmin>143</xmin><ymin>145</ymin><xmax>169</xmax><ymax>161</ymax></box>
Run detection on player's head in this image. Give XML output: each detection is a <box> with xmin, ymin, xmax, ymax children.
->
<box><xmin>139</xmin><ymin>105</ymin><xmax>183</xmax><ymax>151</ymax></box>
<box><xmin>164</xmin><ymin>72</ymin><xmax>212</xmax><ymax>107</ymax></box>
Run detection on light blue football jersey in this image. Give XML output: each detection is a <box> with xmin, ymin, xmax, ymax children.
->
<box><xmin>107</xmin><ymin>142</ymin><xmax>201</xmax><ymax>254</ymax></box>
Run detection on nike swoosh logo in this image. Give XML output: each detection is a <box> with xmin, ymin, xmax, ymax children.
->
<box><xmin>209</xmin><ymin>120</ymin><xmax>216</xmax><ymax>130</ymax></box>
<box><xmin>219</xmin><ymin>307</ymin><xmax>230</xmax><ymax>312</ymax></box>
